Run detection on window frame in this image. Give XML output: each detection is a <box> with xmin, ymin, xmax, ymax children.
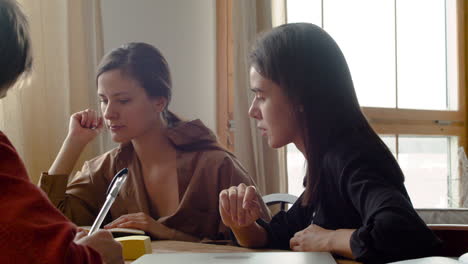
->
<box><xmin>362</xmin><ymin>1</ymin><xmax>466</xmax><ymax>206</ymax></box>
<box><xmin>360</xmin><ymin>0</ymin><xmax>466</xmax><ymax>146</ymax></box>
<box><xmin>285</xmin><ymin>0</ymin><xmax>467</xmax><ymax>207</ymax></box>
<box><xmin>216</xmin><ymin>0</ymin><xmax>235</xmax><ymax>151</ymax></box>
<box><xmin>216</xmin><ymin>0</ymin><xmax>468</xmax><ymax>206</ymax></box>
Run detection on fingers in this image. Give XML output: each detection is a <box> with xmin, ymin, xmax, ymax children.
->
<box><xmin>242</xmin><ymin>185</ymin><xmax>257</xmax><ymax>209</ymax></box>
<box><xmin>291</xmin><ymin>244</ymin><xmax>302</xmax><ymax>251</ymax></box>
<box><xmin>237</xmin><ymin>184</ymin><xmax>246</xmax><ymax>226</ymax></box>
<box><xmin>76</xmin><ymin>227</ymin><xmax>87</xmax><ymax>233</ymax></box>
<box><xmin>219</xmin><ymin>189</ymin><xmax>233</xmax><ymax>227</ymax></box>
<box><xmin>104</xmin><ymin>216</ymin><xmax>125</xmax><ymax>229</ymax></box>
<box><xmin>243</xmin><ymin>185</ymin><xmax>261</xmax><ymax>222</ymax></box>
<box><xmin>104</xmin><ymin>214</ymin><xmax>136</xmax><ymax>229</ymax></box>
<box><xmin>219</xmin><ymin>184</ymin><xmax>261</xmax><ymax>228</ymax></box>
<box><xmin>113</xmin><ymin>220</ymin><xmax>141</xmax><ymax>229</ymax></box>
<box><xmin>104</xmin><ymin>213</ymin><xmax>149</xmax><ymax>231</ymax></box>
<box><xmin>228</xmin><ymin>186</ymin><xmax>238</xmax><ymax>223</ymax></box>
<box><xmin>80</xmin><ymin>110</ymin><xmax>88</xmax><ymax>127</ymax></box>
<box><xmin>219</xmin><ymin>189</ymin><xmax>230</xmax><ymax>213</ymax></box>
<box><xmin>90</xmin><ymin>111</ymin><xmax>99</xmax><ymax>129</ymax></box>
<box><xmin>77</xmin><ymin>109</ymin><xmax>100</xmax><ymax>129</ymax></box>
<box><xmin>245</xmin><ymin>199</ymin><xmax>261</xmax><ymax>220</ymax></box>
<box><xmin>290</xmin><ymin>236</ymin><xmax>298</xmax><ymax>249</ymax></box>
<box><xmin>290</xmin><ymin>233</ymin><xmax>302</xmax><ymax>251</ymax></box>
<box><xmin>76</xmin><ymin>229</ymin><xmax>124</xmax><ymax>264</ymax></box>
<box><xmin>68</xmin><ymin>109</ymin><xmax>103</xmax><ymax>143</ymax></box>
<box><xmin>92</xmin><ymin>229</ymin><xmax>114</xmax><ymax>240</ymax></box>
<box><xmin>74</xmin><ymin>230</ymin><xmax>87</xmax><ymax>241</ymax></box>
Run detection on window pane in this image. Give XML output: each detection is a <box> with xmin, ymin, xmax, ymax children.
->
<box><xmin>286</xmin><ymin>0</ymin><xmax>321</xmax><ymax>25</ymax></box>
<box><xmin>287</xmin><ymin>135</ymin><xmax>460</xmax><ymax>208</ymax></box>
<box><xmin>380</xmin><ymin>135</ymin><xmax>397</xmax><ymax>157</ymax></box>
<box><xmin>287</xmin><ymin>143</ymin><xmax>306</xmax><ymax>197</ymax></box>
<box><xmin>379</xmin><ymin>135</ymin><xmax>460</xmax><ymax>208</ymax></box>
<box><xmin>398</xmin><ymin>136</ymin><xmax>457</xmax><ymax>208</ymax></box>
<box><xmin>445</xmin><ymin>0</ymin><xmax>459</xmax><ymax>110</ymax></box>
<box><xmin>323</xmin><ymin>0</ymin><xmax>396</xmax><ymax>108</ymax></box>
<box><xmin>396</xmin><ymin>0</ymin><xmax>447</xmax><ymax>110</ymax></box>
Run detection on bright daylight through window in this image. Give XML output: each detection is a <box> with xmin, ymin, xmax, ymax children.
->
<box><xmin>285</xmin><ymin>0</ymin><xmax>465</xmax><ymax>208</ymax></box>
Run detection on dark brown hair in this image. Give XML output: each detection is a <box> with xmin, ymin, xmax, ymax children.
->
<box><xmin>96</xmin><ymin>42</ymin><xmax>180</xmax><ymax>126</ymax></box>
<box><xmin>250</xmin><ymin>23</ymin><xmax>396</xmax><ymax>206</ymax></box>
<box><xmin>0</xmin><ymin>0</ymin><xmax>32</xmax><ymax>92</ymax></box>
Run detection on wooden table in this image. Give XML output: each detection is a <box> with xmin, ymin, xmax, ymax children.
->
<box><xmin>126</xmin><ymin>240</ymin><xmax>361</xmax><ymax>264</ymax></box>
<box><xmin>428</xmin><ymin>224</ymin><xmax>468</xmax><ymax>257</ymax></box>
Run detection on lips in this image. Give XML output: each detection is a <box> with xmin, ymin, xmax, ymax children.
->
<box><xmin>109</xmin><ymin>125</ymin><xmax>125</xmax><ymax>131</ymax></box>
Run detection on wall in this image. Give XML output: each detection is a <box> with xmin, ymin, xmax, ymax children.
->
<box><xmin>100</xmin><ymin>0</ymin><xmax>217</xmax><ymax>131</ymax></box>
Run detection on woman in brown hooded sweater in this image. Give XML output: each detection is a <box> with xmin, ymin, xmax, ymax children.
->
<box><xmin>39</xmin><ymin>42</ymin><xmax>270</xmax><ymax>242</ymax></box>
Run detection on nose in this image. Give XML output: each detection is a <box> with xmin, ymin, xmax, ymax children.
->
<box><xmin>102</xmin><ymin>101</ymin><xmax>118</xmax><ymax>120</ymax></box>
<box><xmin>248</xmin><ymin>98</ymin><xmax>261</xmax><ymax>120</ymax></box>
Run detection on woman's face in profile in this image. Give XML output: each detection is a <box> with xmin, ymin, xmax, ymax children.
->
<box><xmin>248</xmin><ymin>67</ymin><xmax>302</xmax><ymax>149</ymax></box>
<box><xmin>97</xmin><ymin>69</ymin><xmax>165</xmax><ymax>143</ymax></box>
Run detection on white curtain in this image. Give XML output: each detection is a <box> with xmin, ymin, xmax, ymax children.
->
<box><xmin>232</xmin><ymin>0</ymin><xmax>288</xmax><ymax>195</ymax></box>
<box><xmin>0</xmin><ymin>0</ymin><xmax>105</xmax><ymax>184</ymax></box>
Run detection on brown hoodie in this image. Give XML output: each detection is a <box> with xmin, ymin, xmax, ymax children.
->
<box><xmin>39</xmin><ymin>119</ymin><xmax>270</xmax><ymax>241</ymax></box>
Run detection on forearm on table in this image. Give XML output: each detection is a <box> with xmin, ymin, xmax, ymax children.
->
<box><xmin>231</xmin><ymin>222</ymin><xmax>268</xmax><ymax>248</ymax></box>
<box><xmin>328</xmin><ymin>229</ymin><xmax>355</xmax><ymax>259</ymax></box>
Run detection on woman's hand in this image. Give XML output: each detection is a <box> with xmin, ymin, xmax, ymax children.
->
<box><xmin>290</xmin><ymin>225</ymin><xmax>355</xmax><ymax>259</ymax></box>
<box><xmin>67</xmin><ymin>108</ymin><xmax>104</xmax><ymax>145</ymax></box>
<box><xmin>290</xmin><ymin>224</ymin><xmax>334</xmax><ymax>252</ymax></box>
<box><xmin>104</xmin><ymin>212</ymin><xmax>161</xmax><ymax>238</ymax></box>
<box><xmin>219</xmin><ymin>183</ymin><xmax>262</xmax><ymax>229</ymax></box>
<box><xmin>48</xmin><ymin>109</ymin><xmax>104</xmax><ymax>175</ymax></box>
<box><xmin>75</xmin><ymin>230</ymin><xmax>124</xmax><ymax>264</ymax></box>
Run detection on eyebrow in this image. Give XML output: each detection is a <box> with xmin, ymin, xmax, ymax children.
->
<box><xmin>98</xmin><ymin>92</ymin><xmax>131</xmax><ymax>97</ymax></box>
<box><xmin>250</xmin><ymin>87</ymin><xmax>264</xmax><ymax>93</ymax></box>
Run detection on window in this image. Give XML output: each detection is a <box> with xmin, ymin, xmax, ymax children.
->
<box><xmin>382</xmin><ymin>135</ymin><xmax>459</xmax><ymax>208</ymax></box>
<box><xmin>286</xmin><ymin>0</ymin><xmax>466</xmax><ymax>208</ymax></box>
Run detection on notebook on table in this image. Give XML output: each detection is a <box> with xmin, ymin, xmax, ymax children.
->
<box><xmin>133</xmin><ymin>252</ymin><xmax>336</xmax><ymax>264</ymax></box>
<box><xmin>80</xmin><ymin>226</ymin><xmax>145</xmax><ymax>238</ymax></box>
<box><xmin>387</xmin><ymin>254</ymin><xmax>468</xmax><ymax>264</ymax></box>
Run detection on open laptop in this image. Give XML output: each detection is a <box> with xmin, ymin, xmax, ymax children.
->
<box><xmin>133</xmin><ymin>252</ymin><xmax>337</xmax><ymax>264</ymax></box>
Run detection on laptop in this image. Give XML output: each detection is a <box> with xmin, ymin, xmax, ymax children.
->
<box><xmin>133</xmin><ymin>252</ymin><xmax>336</xmax><ymax>264</ymax></box>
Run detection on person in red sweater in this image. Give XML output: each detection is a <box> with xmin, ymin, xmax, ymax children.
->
<box><xmin>0</xmin><ymin>0</ymin><xmax>123</xmax><ymax>263</ymax></box>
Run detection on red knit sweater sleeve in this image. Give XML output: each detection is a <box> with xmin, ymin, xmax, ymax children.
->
<box><xmin>0</xmin><ymin>131</ymin><xmax>102</xmax><ymax>263</ymax></box>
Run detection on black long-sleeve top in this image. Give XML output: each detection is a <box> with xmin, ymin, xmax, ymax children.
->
<box><xmin>257</xmin><ymin>139</ymin><xmax>442</xmax><ymax>264</ymax></box>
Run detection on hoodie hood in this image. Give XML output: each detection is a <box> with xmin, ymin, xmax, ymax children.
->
<box><xmin>166</xmin><ymin>119</ymin><xmax>224</xmax><ymax>152</ymax></box>
<box><xmin>117</xmin><ymin>119</ymin><xmax>225</xmax><ymax>155</ymax></box>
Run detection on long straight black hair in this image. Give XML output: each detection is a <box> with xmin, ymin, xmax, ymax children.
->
<box><xmin>249</xmin><ymin>23</ymin><xmax>395</xmax><ymax>206</ymax></box>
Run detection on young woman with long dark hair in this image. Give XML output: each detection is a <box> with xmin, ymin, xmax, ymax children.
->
<box><xmin>219</xmin><ymin>23</ymin><xmax>441</xmax><ymax>263</ymax></box>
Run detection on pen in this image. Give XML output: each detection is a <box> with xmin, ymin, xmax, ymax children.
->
<box><xmin>88</xmin><ymin>168</ymin><xmax>129</xmax><ymax>236</ymax></box>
